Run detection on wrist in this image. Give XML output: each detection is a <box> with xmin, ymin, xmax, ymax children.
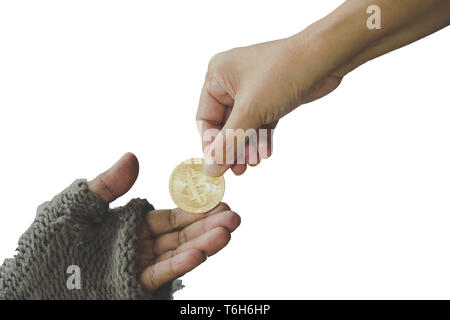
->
<box><xmin>286</xmin><ymin>4</ymin><xmax>377</xmax><ymax>87</ymax></box>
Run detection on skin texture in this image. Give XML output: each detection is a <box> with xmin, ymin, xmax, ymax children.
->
<box><xmin>87</xmin><ymin>153</ymin><xmax>241</xmax><ymax>292</ymax></box>
<box><xmin>197</xmin><ymin>0</ymin><xmax>450</xmax><ymax>177</ymax></box>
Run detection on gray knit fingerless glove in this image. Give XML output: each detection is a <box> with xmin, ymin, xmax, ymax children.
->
<box><xmin>0</xmin><ymin>179</ymin><xmax>180</xmax><ymax>300</ymax></box>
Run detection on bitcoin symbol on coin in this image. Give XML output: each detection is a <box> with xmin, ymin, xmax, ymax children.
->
<box><xmin>169</xmin><ymin>158</ymin><xmax>225</xmax><ymax>214</ymax></box>
<box><xmin>183</xmin><ymin>168</ymin><xmax>212</xmax><ymax>205</ymax></box>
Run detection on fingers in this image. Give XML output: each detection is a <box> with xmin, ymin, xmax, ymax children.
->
<box><xmin>246</xmin><ymin>143</ymin><xmax>260</xmax><ymax>167</ymax></box>
<box><xmin>87</xmin><ymin>152</ymin><xmax>139</xmax><ymax>203</ymax></box>
<box><xmin>202</xmin><ymin>96</ymin><xmax>274</xmax><ymax>176</ymax></box>
<box><xmin>206</xmin><ymin>77</ymin><xmax>234</xmax><ymax>107</ymax></box>
<box><xmin>197</xmin><ymin>85</ymin><xmax>226</xmax><ymax>130</ymax></box>
<box><xmin>139</xmin><ymin>205</ymin><xmax>239</xmax><ymax>291</ymax></box>
<box><xmin>197</xmin><ymin>78</ymin><xmax>233</xmax><ymax>128</ymax></box>
<box><xmin>203</xmin><ymin>158</ymin><xmax>233</xmax><ymax>177</ymax></box>
<box><xmin>154</xmin><ymin>226</ymin><xmax>231</xmax><ymax>263</ymax></box>
<box><xmin>144</xmin><ymin>202</ymin><xmax>231</xmax><ymax>237</ymax></box>
<box><xmin>140</xmin><ymin>248</ymin><xmax>206</xmax><ymax>291</ymax></box>
<box><xmin>197</xmin><ymin>76</ymin><xmax>239</xmax><ymax>177</ymax></box>
<box><xmin>152</xmin><ymin>210</ymin><xmax>241</xmax><ymax>256</ymax></box>
<box><xmin>196</xmin><ymin>79</ymin><xmax>234</xmax><ymax>153</ymax></box>
<box><xmin>203</xmin><ymin>123</ymin><xmax>274</xmax><ymax>175</ymax></box>
<box><xmin>138</xmin><ymin>206</ymin><xmax>234</xmax><ymax>271</ymax></box>
<box><xmin>197</xmin><ymin>80</ymin><xmax>233</xmax><ymax>177</ymax></box>
<box><xmin>197</xmin><ymin>74</ymin><xmax>275</xmax><ymax>177</ymax></box>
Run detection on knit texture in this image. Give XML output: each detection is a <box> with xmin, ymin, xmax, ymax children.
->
<box><xmin>0</xmin><ymin>179</ymin><xmax>180</xmax><ymax>300</ymax></box>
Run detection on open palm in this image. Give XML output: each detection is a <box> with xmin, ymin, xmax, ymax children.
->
<box><xmin>88</xmin><ymin>153</ymin><xmax>241</xmax><ymax>292</ymax></box>
<box><xmin>137</xmin><ymin>203</ymin><xmax>239</xmax><ymax>291</ymax></box>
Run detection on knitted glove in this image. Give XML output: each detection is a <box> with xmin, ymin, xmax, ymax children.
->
<box><xmin>0</xmin><ymin>179</ymin><xmax>180</xmax><ymax>300</ymax></box>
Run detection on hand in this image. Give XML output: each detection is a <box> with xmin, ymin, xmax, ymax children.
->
<box><xmin>88</xmin><ymin>153</ymin><xmax>241</xmax><ymax>292</ymax></box>
<box><xmin>196</xmin><ymin>0</ymin><xmax>450</xmax><ymax>178</ymax></box>
<box><xmin>197</xmin><ymin>38</ymin><xmax>343</xmax><ymax>176</ymax></box>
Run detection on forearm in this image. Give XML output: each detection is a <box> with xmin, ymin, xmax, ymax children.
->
<box><xmin>335</xmin><ymin>0</ymin><xmax>450</xmax><ymax>76</ymax></box>
<box><xmin>287</xmin><ymin>0</ymin><xmax>447</xmax><ymax>87</ymax></box>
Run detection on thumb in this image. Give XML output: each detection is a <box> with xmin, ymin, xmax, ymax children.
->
<box><xmin>88</xmin><ymin>152</ymin><xmax>139</xmax><ymax>203</ymax></box>
<box><xmin>203</xmin><ymin>98</ymin><xmax>259</xmax><ymax>176</ymax></box>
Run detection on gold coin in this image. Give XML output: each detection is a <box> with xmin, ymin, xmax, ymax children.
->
<box><xmin>169</xmin><ymin>158</ymin><xmax>225</xmax><ymax>214</ymax></box>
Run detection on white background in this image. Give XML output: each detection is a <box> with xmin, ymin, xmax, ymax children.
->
<box><xmin>0</xmin><ymin>1</ymin><xmax>449</xmax><ymax>299</ymax></box>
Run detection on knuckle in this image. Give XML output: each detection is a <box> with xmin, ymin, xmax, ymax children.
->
<box><xmin>96</xmin><ymin>174</ymin><xmax>116</xmax><ymax>200</ymax></box>
<box><xmin>185</xmin><ymin>249</ymin><xmax>204</xmax><ymax>266</ymax></box>
<box><xmin>168</xmin><ymin>258</ymin><xmax>176</xmax><ymax>278</ymax></box>
<box><xmin>178</xmin><ymin>229</ymin><xmax>187</xmax><ymax>245</ymax></box>
<box><xmin>208</xmin><ymin>51</ymin><xmax>233</xmax><ymax>76</ymax></box>
<box><xmin>168</xmin><ymin>210</ymin><xmax>177</xmax><ymax>230</ymax></box>
<box><xmin>208</xmin><ymin>52</ymin><xmax>225</xmax><ymax>70</ymax></box>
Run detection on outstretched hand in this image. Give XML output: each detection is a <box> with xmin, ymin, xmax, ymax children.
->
<box><xmin>197</xmin><ymin>39</ymin><xmax>343</xmax><ymax>177</ymax></box>
<box><xmin>88</xmin><ymin>153</ymin><xmax>241</xmax><ymax>291</ymax></box>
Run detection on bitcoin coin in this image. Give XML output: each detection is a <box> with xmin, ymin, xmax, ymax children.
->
<box><xmin>169</xmin><ymin>158</ymin><xmax>225</xmax><ymax>214</ymax></box>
